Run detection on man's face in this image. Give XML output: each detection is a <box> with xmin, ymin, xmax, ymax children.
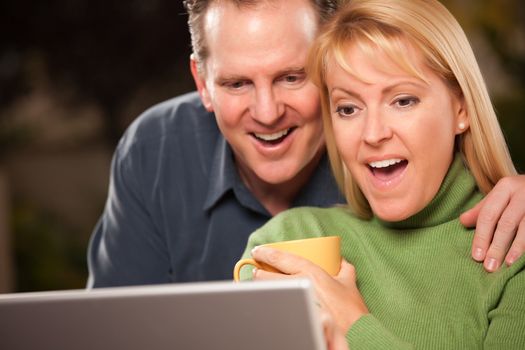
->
<box><xmin>191</xmin><ymin>0</ymin><xmax>324</xmax><ymax>186</ymax></box>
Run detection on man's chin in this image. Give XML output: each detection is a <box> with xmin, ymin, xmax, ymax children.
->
<box><xmin>252</xmin><ymin>167</ymin><xmax>299</xmax><ymax>186</ymax></box>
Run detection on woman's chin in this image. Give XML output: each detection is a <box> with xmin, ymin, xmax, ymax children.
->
<box><xmin>371</xmin><ymin>204</ymin><xmax>414</xmax><ymax>222</ymax></box>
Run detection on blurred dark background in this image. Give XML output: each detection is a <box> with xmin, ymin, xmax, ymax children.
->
<box><xmin>0</xmin><ymin>0</ymin><xmax>524</xmax><ymax>293</ymax></box>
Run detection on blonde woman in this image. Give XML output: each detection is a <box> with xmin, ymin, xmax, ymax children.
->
<box><xmin>240</xmin><ymin>0</ymin><xmax>525</xmax><ymax>348</ymax></box>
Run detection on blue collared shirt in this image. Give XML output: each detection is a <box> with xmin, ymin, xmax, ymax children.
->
<box><xmin>87</xmin><ymin>92</ymin><xmax>344</xmax><ymax>287</ymax></box>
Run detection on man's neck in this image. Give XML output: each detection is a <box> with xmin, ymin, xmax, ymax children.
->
<box><xmin>236</xmin><ymin>149</ymin><xmax>325</xmax><ymax>216</ymax></box>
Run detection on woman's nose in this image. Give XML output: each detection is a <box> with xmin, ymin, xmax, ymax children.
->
<box><xmin>361</xmin><ymin>109</ymin><xmax>393</xmax><ymax>145</ymax></box>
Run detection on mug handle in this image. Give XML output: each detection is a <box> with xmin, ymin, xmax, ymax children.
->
<box><xmin>233</xmin><ymin>258</ymin><xmax>261</xmax><ymax>282</ymax></box>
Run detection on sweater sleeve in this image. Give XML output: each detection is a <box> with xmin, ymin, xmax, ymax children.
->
<box><xmin>347</xmin><ymin>261</ymin><xmax>525</xmax><ymax>349</ymax></box>
<box><xmin>483</xmin><ymin>262</ymin><xmax>525</xmax><ymax>349</ymax></box>
<box><xmin>346</xmin><ymin>314</ymin><xmax>414</xmax><ymax>349</ymax></box>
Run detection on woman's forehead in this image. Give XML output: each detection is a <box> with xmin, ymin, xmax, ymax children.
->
<box><xmin>327</xmin><ymin>37</ymin><xmax>430</xmax><ymax>85</ymax></box>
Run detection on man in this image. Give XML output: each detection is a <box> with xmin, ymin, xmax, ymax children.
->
<box><xmin>88</xmin><ymin>0</ymin><xmax>525</xmax><ymax>287</ymax></box>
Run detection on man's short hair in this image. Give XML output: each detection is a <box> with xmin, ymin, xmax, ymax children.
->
<box><xmin>183</xmin><ymin>0</ymin><xmax>340</xmax><ymax>74</ymax></box>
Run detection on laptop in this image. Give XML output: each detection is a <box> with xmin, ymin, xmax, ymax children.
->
<box><xmin>0</xmin><ymin>279</ymin><xmax>326</xmax><ymax>350</ymax></box>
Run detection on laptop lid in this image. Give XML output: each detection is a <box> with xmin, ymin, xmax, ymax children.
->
<box><xmin>0</xmin><ymin>279</ymin><xmax>326</xmax><ymax>350</ymax></box>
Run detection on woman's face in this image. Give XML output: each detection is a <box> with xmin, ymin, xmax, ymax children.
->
<box><xmin>325</xmin><ymin>42</ymin><xmax>467</xmax><ymax>221</ymax></box>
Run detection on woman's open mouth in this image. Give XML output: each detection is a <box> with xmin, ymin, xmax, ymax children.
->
<box><xmin>368</xmin><ymin>158</ymin><xmax>408</xmax><ymax>183</ymax></box>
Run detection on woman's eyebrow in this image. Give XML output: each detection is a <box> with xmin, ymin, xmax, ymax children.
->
<box><xmin>381</xmin><ymin>81</ymin><xmax>427</xmax><ymax>95</ymax></box>
<box><xmin>330</xmin><ymin>86</ymin><xmax>362</xmax><ymax>100</ymax></box>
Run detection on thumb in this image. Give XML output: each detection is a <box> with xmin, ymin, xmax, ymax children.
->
<box><xmin>460</xmin><ymin>198</ymin><xmax>484</xmax><ymax>228</ymax></box>
<box><xmin>337</xmin><ymin>260</ymin><xmax>357</xmax><ymax>286</ymax></box>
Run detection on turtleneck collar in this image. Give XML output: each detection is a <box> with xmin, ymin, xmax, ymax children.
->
<box><xmin>374</xmin><ymin>154</ymin><xmax>483</xmax><ymax>229</ymax></box>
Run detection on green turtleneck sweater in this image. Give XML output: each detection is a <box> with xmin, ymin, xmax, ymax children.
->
<box><xmin>240</xmin><ymin>156</ymin><xmax>525</xmax><ymax>349</ymax></box>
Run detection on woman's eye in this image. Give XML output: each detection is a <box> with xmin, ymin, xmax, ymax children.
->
<box><xmin>394</xmin><ymin>96</ymin><xmax>419</xmax><ymax>108</ymax></box>
<box><xmin>335</xmin><ymin>105</ymin><xmax>357</xmax><ymax>117</ymax></box>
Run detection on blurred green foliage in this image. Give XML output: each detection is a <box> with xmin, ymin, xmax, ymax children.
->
<box><xmin>495</xmin><ymin>97</ymin><xmax>525</xmax><ymax>172</ymax></box>
<box><xmin>12</xmin><ymin>201</ymin><xmax>88</xmax><ymax>291</ymax></box>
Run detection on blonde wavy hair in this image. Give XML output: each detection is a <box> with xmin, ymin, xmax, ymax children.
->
<box><xmin>307</xmin><ymin>0</ymin><xmax>516</xmax><ymax>218</ymax></box>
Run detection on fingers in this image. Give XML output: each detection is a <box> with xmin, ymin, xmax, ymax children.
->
<box><xmin>483</xmin><ymin>196</ymin><xmax>524</xmax><ymax>271</ymax></box>
<box><xmin>505</xmin><ymin>218</ymin><xmax>525</xmax><ymax>266</ymax></box>
<box><xmin>336</xmin><ymin>260</ymin><xmax>357</xmax><ymax>287</ymax></box>
<box><xmin>460</xmin><ymin>198</ymin><xmax>483</xmax><ymax>229</ymax></box>
<box><xmin>252</xmin><ymin>267</ymin><xmax>289</xmax><ymax>281</ymax></box>
<box><xmin>320</xmin><ymin>310</ymin><xmax>349</xmax><ymax>350</ymax></box>
<box><xmin>251</xmin><ymin>251</ymin><xmax>368</xmax><ymax>333</ymax></box>
<box><xmin>468</xmin><ymin>189</ymin><xmax>508</xmax><ymax>264</ymax></box>
<box><xmin>251</xmin><ymin>246</ymin><xmax>323</xmax><ymax>276</ymax></box>
<box><xmin>468</xmin><ymin>176</ymin><xmax>525</xmax><ymax>272</ymax></box>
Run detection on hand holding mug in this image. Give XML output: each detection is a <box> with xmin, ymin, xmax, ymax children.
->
<box><xmin>234</xmin><ymin>236</ymin><xmax>369</xmax><ymax>334</ymax></box>
<box><xmin>233</xmin><ymin>236</ymin><xmax>342</xmax><ymax>281</ymax></box>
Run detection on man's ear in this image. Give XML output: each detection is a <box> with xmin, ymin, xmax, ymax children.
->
<box><xmin>190</xmin><ymin>55</ymin><xmax>214</xmax><ymax>112</ymax></box>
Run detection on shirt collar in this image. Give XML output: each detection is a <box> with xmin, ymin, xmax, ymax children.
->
<box><xmin>203</xmin><ymin>138</ymin><xmax>344</xmax><ymax>214</ymax></box>
<box><xmin>291</xmin><ymin>152</ymin><xmax>345</xmax><ymax>208</ymax></box>
<box><xmin>203</xmin><ymin>136</ymin><xmax>268</xmax><ymax>215</ymax></box>
<box><xmin>203</xmin><ymin>136</ymin><xmax>237</xmax><ymax>211</ymax></box>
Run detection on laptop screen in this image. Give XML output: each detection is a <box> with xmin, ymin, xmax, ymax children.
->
<box><xmin>0</xmin><ymin>279</ymin><xmax>326</xmax><ymax>350</ymax></box>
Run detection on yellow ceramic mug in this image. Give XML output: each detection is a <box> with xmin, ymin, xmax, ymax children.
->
<box><xmin>233</xmin><ymin>236</ymin><xmax>341</xmax><ymax>281</ymax></box>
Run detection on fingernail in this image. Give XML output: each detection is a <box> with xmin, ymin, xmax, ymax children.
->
<box><xmin>473</xmin><ymin>248</ymin><xmax>484</xmax><ymax>261</ymax></box>
<box><xmin>506</xmin><ymin>252</ymin><xmax>518</xmax><ymax>266</ymax></box>
<box><xmin>252</xmin><ymin>268</ymin><xmax>258</xmax><ymax>277</ymax></box>
<box><xmin>485</xmin><ymin>258</ymin><xmax>499</xmax><ymax>272</ymax></box>
<box><xmin>251</xmin><ymin>246</ymin><xmax>259</xmax><ymax>255</ymax></box>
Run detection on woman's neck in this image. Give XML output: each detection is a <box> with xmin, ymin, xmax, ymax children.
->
<box><xmin>375</xmin><ymin>154</ymin><xmax>483</xmax><ymax>229</ymax></box>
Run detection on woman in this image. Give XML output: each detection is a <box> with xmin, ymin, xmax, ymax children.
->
<box><xmin>239</xmin><ymin>0</ymin><xmax>525</xmax><ymax>348</ymax></box>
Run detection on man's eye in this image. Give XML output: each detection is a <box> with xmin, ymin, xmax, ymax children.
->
<box><xmin>228</xmin><ymin>81</ymin><xmax>245</xmax><ymax>89</ymax></box>
<box><xmin>280</xmin><ymin>73</ymin><xmax>305</xmax><ymax>84</ymax></box>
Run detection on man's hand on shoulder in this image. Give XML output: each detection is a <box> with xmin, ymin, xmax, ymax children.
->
<box><xmin>461</xmin><ymin>175</ymin><xmax>525</xmax><ymax>272</ymax></box>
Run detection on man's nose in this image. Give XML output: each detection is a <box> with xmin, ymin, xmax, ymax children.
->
<box><xmin>251</xmin><ymin>86</ymin><xmax>285</xmax><ymax>125</ymax></box>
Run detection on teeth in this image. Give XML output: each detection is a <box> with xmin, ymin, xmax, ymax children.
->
<box><xmin>254</xmin><ymin>128</ymin><xmax>290</xmax><ymax>141</ymax></box>
<box><xmin>369</xmin><ymin>158</ymin><xmax>403</xmax><ymax>168</ymax></box>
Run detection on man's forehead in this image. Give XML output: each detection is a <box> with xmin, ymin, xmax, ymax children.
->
<box><xmin>208</xmin><ymin>0</ymin><xmax>298</xmax><ymax>12</ymax></box>
<box><xmin>204</xmin><ymin>0</ymin><xmax>316</xmax><ymax>30</ymax></box>
<box><xmin>200</xmin><ymin>0</ymin><xmax>318</xmax><ymax>77</ymax></box>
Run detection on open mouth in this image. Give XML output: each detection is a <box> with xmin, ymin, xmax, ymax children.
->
<box><xmin>251</xmin><ymin>127</ymin><xmax>296</xmax><ymax>145</ymax></box>
<box><xmin>368</xmin><ymin>158</ymin><xmax>408</xmax><ymax>181</ymax></box>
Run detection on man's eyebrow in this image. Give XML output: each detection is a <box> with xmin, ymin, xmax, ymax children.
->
<box><xmin>277</xmin><ymin>67</ymin><xmax>306</xmax><ymax>75</ymax></box>
<box><xmin>216</xmin><ymin>75</ymin><xmax>245</xmax><ymax>81</ymax></box>
<box><xmin>215</xmin><ymin>67</ymin><xmax>306</xmax><ymax>83</ymax></box>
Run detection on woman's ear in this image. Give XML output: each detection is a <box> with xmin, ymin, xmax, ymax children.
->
<box><xmin>190</xmin><ymin>55</ymin><xmax>214</xmax><ymax>112</ymax></box>
<box><xmin>454</xmin><ymin>95</ymin><xmax>469</xmax><ymax>135</ymax></box>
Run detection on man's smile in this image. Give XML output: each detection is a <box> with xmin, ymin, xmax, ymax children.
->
<box><xmin>251</xmin><ymin>127</ymin><xmax>297</xmax><ymax>145</ymax></box>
